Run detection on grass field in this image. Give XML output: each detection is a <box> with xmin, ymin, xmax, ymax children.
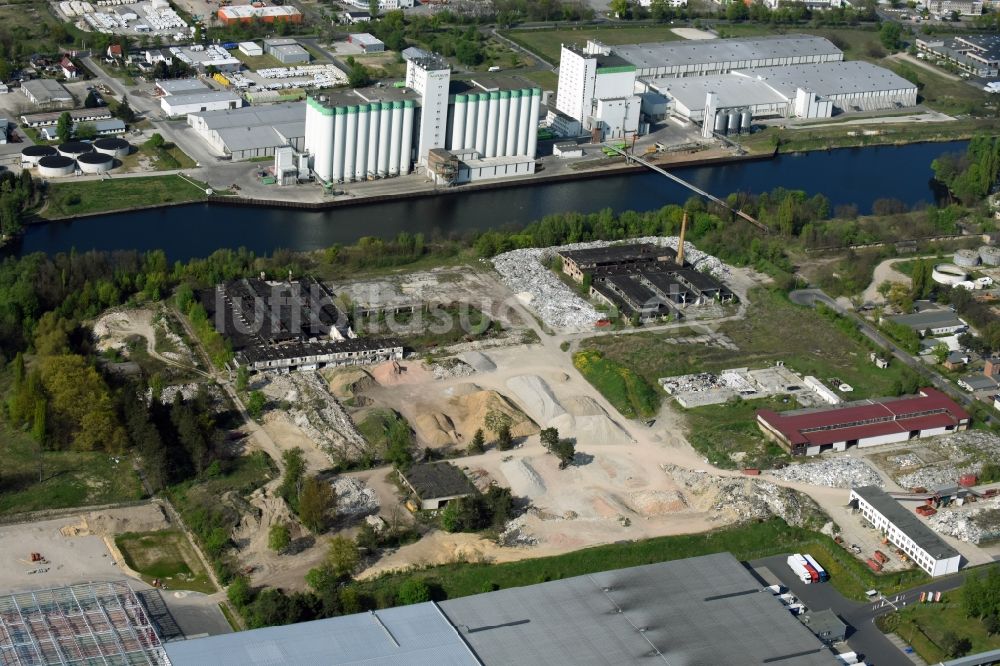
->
<box><xmin>116</xmin><ymin>530</ymin><xmax>216</xmax><ymax>593</ymax></box>
<box><xmin>0</xmin><ymin>423</ymin><xmax>144</xmax><ymax>515</ymax></box>
<box><xmin>579</xmin><ymin>289</ymin><xmax>920</xmax><ymax>464</ymax></box>
<box><xmin>0</xmin><ymin>0</ymin><xmax>84</xmax><ymax>55</ymax></box>
<box><xmin>878</xmin><ymin>600</ymin><xmax>999</xmax><ymax>663</ymax></box>
<box><xmin>231</xmin><ymin>50</ymin><xmax>285</xmax><ymax>70</ymax></box>
<box><xmin>573</xmin><ymin>349</ymin><xmax>660</xmax><ymax>419</ymax></box>
<box><xmin>504</xmin><ymin>25</ymin><xmax>683</xmax><ymax>64</ymax></box>
<box><xmin>121</xmin><ymin>141</ymin><xmax>197</xmax><ymax>173</ymax></box>
<box><xmin>683</xmin><ymin>396</ymin><xmax>792</xmax><ymax>469</ymax></box>
<box><xmin>356</xmin><ymin>518</ymin><xmax>926</xmax><ymax>604</ymax></box>
<box><xmin>41</xmin><ymin>175</ymin><xmax>209</xmax><ymax>219</ymax></box>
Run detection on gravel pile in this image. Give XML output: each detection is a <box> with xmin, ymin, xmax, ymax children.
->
<box><xmin>492</xmin><ymin>237</ymin><xmax>732</xmax><ymax>332</ymax></box>
<box><xmin>429</xmin><ymin>359</ymin><xmax>476</xmax><ymax>380</ymax></box>
<box><xmin>893</xmin><ymin>431</ymin><xmax>1000</xmax><ymax>490</ymax></box>
<box><xmin>332</xmin><ymin>477</ymin><xmax>379</xmax><ymax>517</ymax></box>
<box><xmin>498</xmin><ymin>516</ymin><xmax>538</xmax><ymax>547</ymax></box>
<box><xmin>929</xmin><ymin>499</ymin><xmax>1000</xmax><ymax>544</ymax></box>
<box><xmin>770</xmin><ymin>458</ymin><xmax>883</xmax><ymax>489</ymax></box>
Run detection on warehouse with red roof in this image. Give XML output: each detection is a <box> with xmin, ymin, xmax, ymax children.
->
<box><xmin>757</xmin><ymin>388</ymin><xmax>969</xmax><ymax>456</ymax></box>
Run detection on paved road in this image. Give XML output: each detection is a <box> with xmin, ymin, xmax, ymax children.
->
<box><xmin>752</xmin><ymin>554</ymin><xmax>981</xmax><ymax>666</ymax></box>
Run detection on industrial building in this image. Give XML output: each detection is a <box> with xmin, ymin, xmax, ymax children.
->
<box><xmin>917</xmin><ymin>34</ymin><xmax>1000</xmax><ymax>78</ymax></box>
<box><xmin>164</xmin><ymin>552</ymin><xmax>836</xmax><ymax>665</ymax></box>
<box><xmin>161</xmin><ymin>90</ymin><xmax>242</xmax><ymax>117</ymax></box>
<box><xmin>216</xmin><ymin>4</ymin><xmax>302</xmax><ymax>25</ymax></box>
<box><xmin>554</xmin><ymin>35</ymin><xmax>912</xmax><ymax>140</ymax></box>
<box><xmin>757</xmin><ymin>388</ymin><xmax>970</xmax><ymax>456</ymax></box>
<box><xmin>849</xmin><ymin>486</ymin><xmax>962</xmax><ymax>576</ymax></box>
<box><xmin>264</xmin><ymin>38</ymin><xmax>311</xmax><ymax>65</ymax></box>
<box><xmin>206</xmin><ymin>276</ymin><xmax>402</xmax><ymax>372</ymax></box>
<box><xmin>20</xmin><ymin>78</ymin><xmax>73</xmax><ymax>106</ymax></box>
<box><xmin>20</xmin><ymin>107</ymin><xmax>111</xmax><ymax>127</ymax></box>
<box><xmin>558</xmin><ymin>243</ymin><xmax>733</xmax><ymax>322</ymax></box>
<box><xmin>643</xmin><ymin>61</ymin><xmax>917</xmax><ymax>126</ymax></box>
<box><xmin>40</xmin><ymin>118</ymin><xmax>126</xmax><ymax>140</ymax></box>
<box><xmin>169</xmin><ymin>45</ymin><xmax>242</xmax><ymax>73</ymax></box>
<box><xmin>399</xmin><ymin>461</ymin><xmax>478</xmax><ymax>510</ymax></box>
<box><xmin>889</xmin><ymin>309</ymin><xmax>969</xmax><ymax>336</ymax></box>
<box><xmin>238</xmin><ymin>41</ymin><xmax>263</xmax><ymax>57</ymax></box>
<box><xmin>187</xmin><ymin>102</ymin><xmax>304</xmax><ymax>160</ymax></box>
<box><xmin>349</xmin><ymin>32</ymin><xmax>385</xmax><ymax>53</ymax></box>
<box><xmin>0</xmin><ymin>581</ymin><xmax>168</xmax><ymax>665</ymax></box>
<box><xmin>341</xmin><ymin>0</ymin><xmax>415</xmax><ymax>10</ymax></box>
<box><xmin>303</xmin><ymin>54</ymin><xmax>541</xmax><ymax>184</ymax></box>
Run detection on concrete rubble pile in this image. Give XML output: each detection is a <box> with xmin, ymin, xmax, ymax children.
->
<box><xmin>331</xmin><ymin>477</ymin><xmax>379</xmax><ymax>517</ymax></box>
<box><xmin>263</xmin><ymin>372</ymin><xmax>368</xmax><ymax>461</ymax></box>
<box><xmin>429</xmin><ymin>358</ymin><xmax>477</xmax><ymax>380</ymax></box>
<box><xmin>147</xmin><ymin>382</ymin><xmax>224</xmax><ymax>406</ymax></box>
<box><xmin>895</xmin><ymin>431</ymin><xmax>1000</xmax><ymax>490</ymax></box>
<box><xmin>770</xmin><ymin>458</ymin><xmax>883</xmax><ymax>489</ymax></box>
<box><xmin>492</xmin><ymin>236</ymin><xmax>732</xmax><ymax>332</ymax></box>
<box><xmin>664</xmin><ymin>465</ymin><xmax>823</xmax><ymax>527</ymax></box>
<box><xmin>929</xmin><ymin>499</ymin><xmax>1000</xmax><ymax>544</ymax></box>
<box><xmin>498</xmin><ymin>516</ymin><xmax>538</xmax><ymax>547</ymax></box>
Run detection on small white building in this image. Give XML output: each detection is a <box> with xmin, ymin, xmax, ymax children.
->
<box><xmin>238</xmin><ymin>42</ymin><xmax>263</xmax><ymax>57</ymax></box>
<box><xmin>850</xmin><ymin>486</ymin><xmax>961</xmax><ymax>577</ymax></box>
<box><xmin>553</xmin><ymin>142</ymin><xmax>584</xmax><ymax>158</ymax></box>
<box><xmin>349</xmin><ymin>33</ymin><xmax>384</xmax><ymax>54</ymax></box>
<box><xmin>161</xmin><ymin>91</ymin><xmax>243</xmax><ymax>117</ymax></box>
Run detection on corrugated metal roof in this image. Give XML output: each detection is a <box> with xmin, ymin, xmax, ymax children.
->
<box><xmin>440</xmin><ymin>552</ymin><xmax>836</xmax><ymax>666</ymax></box>
<box><xmin>851</xmin><ymin>486</ymin><xmax>959</xmax><ymax>559</ymax></box>
<box><xmin>163</xmin><ymin>603</ymin><xmax>480</xmax><ymax>665</ymax></box>
<box><xmin>614</xmin><ymin>34</ymin><xmax>842</xmax><ymax>71</ymax></box>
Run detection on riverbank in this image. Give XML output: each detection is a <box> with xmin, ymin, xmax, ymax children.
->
<box><xmin>33</xmin><ymin>147</ymin><xmax>771</xmax><ymax>222</ymax></box>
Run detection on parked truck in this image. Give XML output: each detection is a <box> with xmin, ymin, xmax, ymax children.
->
<box><xmin>787</xmin><ymin>554</ymin><xmax>817</xmax><ymax>583</ymax></box>
<box><xmin>802</xmin><ymin>554</ymin><xmax>829</xmax><ymax>582</ymax></box>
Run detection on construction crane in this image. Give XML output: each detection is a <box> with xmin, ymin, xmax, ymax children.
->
<box><xmin>602</xmin><ymin>143</ymin><xmax>769</xmax><ymax>233</ymax></box>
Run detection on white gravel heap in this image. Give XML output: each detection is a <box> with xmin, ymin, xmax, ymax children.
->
<box><xmin>332</xmin><ymin>477</ymin><xmax>379</xmax><ymax>517</ymax></box>
<box><xmin>770</xmin><ymin>457</ymin><xmax>883</xmax><ymax>489</ymax></box>
<box><xmin>929</xmin><ymin>499</ymin><xmax>1000</xmax><ymax>544</ymax></box>
<box><xmin>492</xmin><ymin>237</ymin><xmax>731</xmax><ymax>332</ymax></box>
<box><xmin>498</xmin><ymin>516</ymin><xmax>538</xmax><ymax>547</ymax></box>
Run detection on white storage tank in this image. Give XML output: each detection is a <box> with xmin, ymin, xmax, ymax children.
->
<box><xmin>354</xmin><ymin>104</ymin><xmax>369</xmax><ymax>181</ymax></box>
<box><xmin>740</xmin><ymin>111</ymin><xmax>752</xmax><ymax>133</ymax></box>
<box><xmin>93</xmin><ymin>137</ymin><xmax>130</xmax><ymax>159</ymax></box>
<box><xmin>713</xmin><ymin>113</ymin><xmax>727</xmax><ymax>135</ymax></box>
<box><xmin>57</xmin><ymin>141</ymin><xmax>93</xmax><ymax>159</ymax></box>
<box><xmin>978</xmin><ymin>245</ymin><xmax>1000</xmax><ymax>266</ymax></box>
<box><xmin>37</xmin><ymin>155</ymin><xmax>77</xmax><ymax>177</ymax></box>
<box><xmin>451</xmin><ymin>94</ymin><xmax>467</xmax><ymax>151</ymax></box>
<box><xmin>954</xmin><ymin>248</ymin><xmax>980</xmax><ymax>267</ymax></box>
<box><xmin>366</xmin><ymin>102</ymin><xmax>380</xmax><ymax>178</ymax></box>
<box><xmin>727</xmin><ymin>112</ymin><xmax>740</xmax><ymax>134</ymax></box>
<box><xmin>932</xmin><ymin>263</ymin><xmax>971</xmax><ymax>286</ymax></box>
<box><xmin>21</xmin><ymin>145</ymin><xmax>57</xmax><ymax>166</ymax></box>
<box><xmin>388</xmin><ymin>101</ymin><xmax>402</xmax><ymax>176</ymax></box>
<box><xmin>76</xmin><ymin>151</ymin><xmax>114</xmax><ymax>173</ymax></box>
<box><xmin>399</xmin><ymin>100</ymin><xmax>414</xmax><ymax>175</ymax></box>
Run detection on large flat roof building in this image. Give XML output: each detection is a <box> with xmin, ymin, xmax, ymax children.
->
<box><xmin>850</xmin><ymin>486</ymin><xmax>961</xmax><ymax>576</ymax></box>
<box><xmin>21</xmin><ymin>79</ymin><xmax>73</xmax><ymax>106</ymax></box>
<box><xmin>613</xmin><ymin>34</ymin><xmax>843</xmax><ymax>78</ymax></box>
<box><xmin>164</xmin><ymin>552</ymin><xmax>836</xmax><ymax>665</ymax></box>
<box><xmin>187</xmin><ymin>102</ymin><xmax>304</xmax><ymax>159</ymax></box>
<box><xmin>890</xmin><ymin>309</ymin><xmax>968</xmax><ymax>336</ymax></box>
<box><xmin>757</xmin><ymin>387</ymin><xmax>970</xmax><ymax>456</ymax></box>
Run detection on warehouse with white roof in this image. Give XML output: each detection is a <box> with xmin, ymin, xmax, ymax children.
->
<box><xmin>187</xmin><ymin>102</ymin><xmax>304</xmax><ymax>159</ymax></box>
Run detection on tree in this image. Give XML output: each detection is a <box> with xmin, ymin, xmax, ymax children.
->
<box><xmin>246</xmin><ymin>390</ymin><xmax>266</xmax><ymax>419</ymax></box>
<box><xmin>496</xmin><ymin>424</ymin><xmax>513</xmax><ymax>451</ymax></box>
<box><xmin>279</xmin><ymin>447</ymin><xmax>306</xmax><ymax>510</ymax></box>
<box><xmin>467</xmin><ymin>428</ymin><xmax>485</xmax><ymax>455</ymax></box>
<box><xmin>880</xmin><ymin>22</ymin><xmax>902</xmax><ymax>51</ymax></box>
<box><xmin>298</xmin><ymin>475</ymin><xmax>335</xmax><ymax>533</ymax></box>
<box><xmin>56</xmin><ymin>112</ymin><xmax>72</xmax><ymax>143</ymax></box>
<box><xmin>236</xmin><ymin>365</ymin><xmax>250</xmax><ymax>392</ymax></box>
<box><xmin>75</xmin><ymin>122</ymin><xmax>97</xmax><ymax>140</ymax></box>
<box><xmin>268</xmin><ymin>522</ymin><xmax>291</xmax><ymax>552</ymax></box>
<box><xmin>355</xmin><ymin>521</ymin><xmax>380</xmax><ymax>553</ymax></box>
<box><xmin>227</xmin><ymin>575</ymin><xmax>253</xmax><ymax>607</ymax></box>
<box><xmin>540</xmin><ymin>427</ymin><xmax>559</xmax><ymax>451</ymax></box>
<box><xmin>324</xmin><ymin>535</ymin><xmax>359</xmax><ymax>579</ymax></box>
<box><xmin>398</xmin><ymin>578</ymin><xmax>431</xmax><ymax>605</ymax></box>
<box><xmin>985</xmin><ymin>615</ymin><xmax>1000</xmax><ymax>636</ymax></box>
<box><xmin>116</xmin><ymin>95</ymin><xmax>136</xmax><ymax>123</ymax></box>
<box><xmin>145</xmin><ymin>133</ymin><xmax>166</xmax><ymax>150</ymax></box>
<box><xmin>552</xmin><ymin>439</ymin><xmax>576</xmax><ymax>469</ymax></box>
<box><xmin>933</xmin><ymin>343</ymin><xmax>950</xmax><ymax>365</ymax></box>
<box><xmin>84</xmin><ymin>90</ymin><xmax>101</xmax><ymax>108</ymax></box>
<box><xmin>369</xmin><ymin>0</ymin><xmax>379</xmax><ymax>17</ymax></box>
<box><xmin>609</xmin><ymin>0</ymin><xmax>630</xmax><ymax>18</ymax></box>
<box><xmin>941</xmin><ymin>631</ymin><xmax>971</xmax><ymax>658</ymax></box>
<box><xmin>484</xmin><ymin>409</ymin><xmax>512</xmax><ymax>436</ymax></box>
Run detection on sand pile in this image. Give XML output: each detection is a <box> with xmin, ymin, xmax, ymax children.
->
<box><xmin>412</xmin><ymin>384</ymin><xmax>538</xmax><ymax>446</ymax></box>
<box><xmin>627</xmin><ymin>490</ymin><xmax>689</xmax><ymax>516</ymax></box>
<box><xmin>460</xmin><ymin>351</ymin><xmax>496</xmax><ymax>373</ymax></box>
<box><xmin>549</xmin><ymin>413</ymin><xmax>633</xmax><ymax>446</ymax></box>
<box><xmin>370</xmin><ymin>360</ymin><xmax>433</xmax><ymax>386</ymax></box>
<box><xmin>501</xmin><ymin>458</ymin><xmax>547</xmax><ymax>497</ymax></box>
<box><xmin>323</xmin><ymin>367</ymin><xmax>376</xmax><ymax>400</ymax></box>
<box><xmin>506</xmin><ymin>375</ymin><xmax>566</xmax><ymax>424</ymax></box>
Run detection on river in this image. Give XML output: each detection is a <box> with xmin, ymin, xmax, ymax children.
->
<box><xmin>13</xmin><ymin>141</ymin><xmax>966</xmax><ymax>262</ymax></box>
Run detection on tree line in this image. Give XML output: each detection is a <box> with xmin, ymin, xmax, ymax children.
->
<box><xmin>932</xmin><ymin>137</ymin><xmax>1000</xmax><ymax>205</ymax></box>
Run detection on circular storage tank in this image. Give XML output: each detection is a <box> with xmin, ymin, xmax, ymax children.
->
<box><xmin>932</xmin><ymin>263</ymin><xmax>971</xmax><ymax>286</ymax></box>
<box><xmin>740</xmin><ymin>111</ymin><xmax>752</xmax><ymax>133</ymax></box>
<box><xmin>713</xmin><ymin>113</ymin><xmax>727</xmax><ymax>135</ymax></box>
<box><xmin>76</xmin><ymin>151</ymin><xmax>113</xmax><ymax>174</ymax></box>
<box><xmin>57</xmin><ymin>141</ymin><xmax>93</xmax><ymax>158</ymax></box>
<box><xmin>980</xmin><ymin>245</ymin><xmax>1000</xmax><ymax>266</ymax></box>
<box><xmin>954</xmin><ymin>248</ymin><xmax>981</xmax><ymax>267</ymax></box>
<box><xmin>727</xmin><ymin>112</ymin><xmax>740</xmax><ymax>133</ymax></box>
<box><xmin>93</xmin><ymin>137</ymin><xmax>130</xmax><ymax>159</ymax></box>
<box><xmin>37</xmin><ymin>155</ymin><xmax>77</xmax><ymax>178</ymax></box>
<box><xmin>20</xmin><ymin>145</ymin><xmax>57</xmax><ymax>166</ymax></box>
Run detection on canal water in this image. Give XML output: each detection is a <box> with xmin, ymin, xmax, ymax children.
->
<box><xmin>14</xmin><ymin>141</ymin><xmax>966</xmax><ymax>262</ymax></box>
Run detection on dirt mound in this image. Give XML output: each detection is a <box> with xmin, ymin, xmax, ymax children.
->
<box><xmin>627</xmin><ymin>490</ymin><xmax>689</xmax><ymax>516</ymax></box>
<box><xmin>414</xmin><ymin>412</ymin><xmax>458</xmax><ymax>446</ymax></box>
<box><xmin>323</xmin><ymin>367</ymin><xmax>377</xmax><ymax>400</ymax></box>
<box><xmin>563</xmin><ymin>396</ymin><xmax>604</xmax><ymax>416</ymax></box>
<box><xmin>370</xmin><ymin>360</ymin><xmax>433</xmax><ymax>386</ymax></box>
<box><xmin>412</xmin><ymin>384</ymin><xmax>537</xmax><ymax>447</ymax></box>
<box><xmin>549</xmin><ymin>413</ymin><xmax>633</xmax><ymax>445</ymax></box>
<box><xmin>500</xmin><ymin>458</ymin><xmax>547</xmax><ymax>497</ymax></box>
<box><xmin>460</xmin><ymin>351</ymin><xmax>496</xmax><ymax>372</ymax></box>
<box><xmin>62</xmin><ymin>503</ymin><xmax>172</xmax><ymax>538</ymax></box>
